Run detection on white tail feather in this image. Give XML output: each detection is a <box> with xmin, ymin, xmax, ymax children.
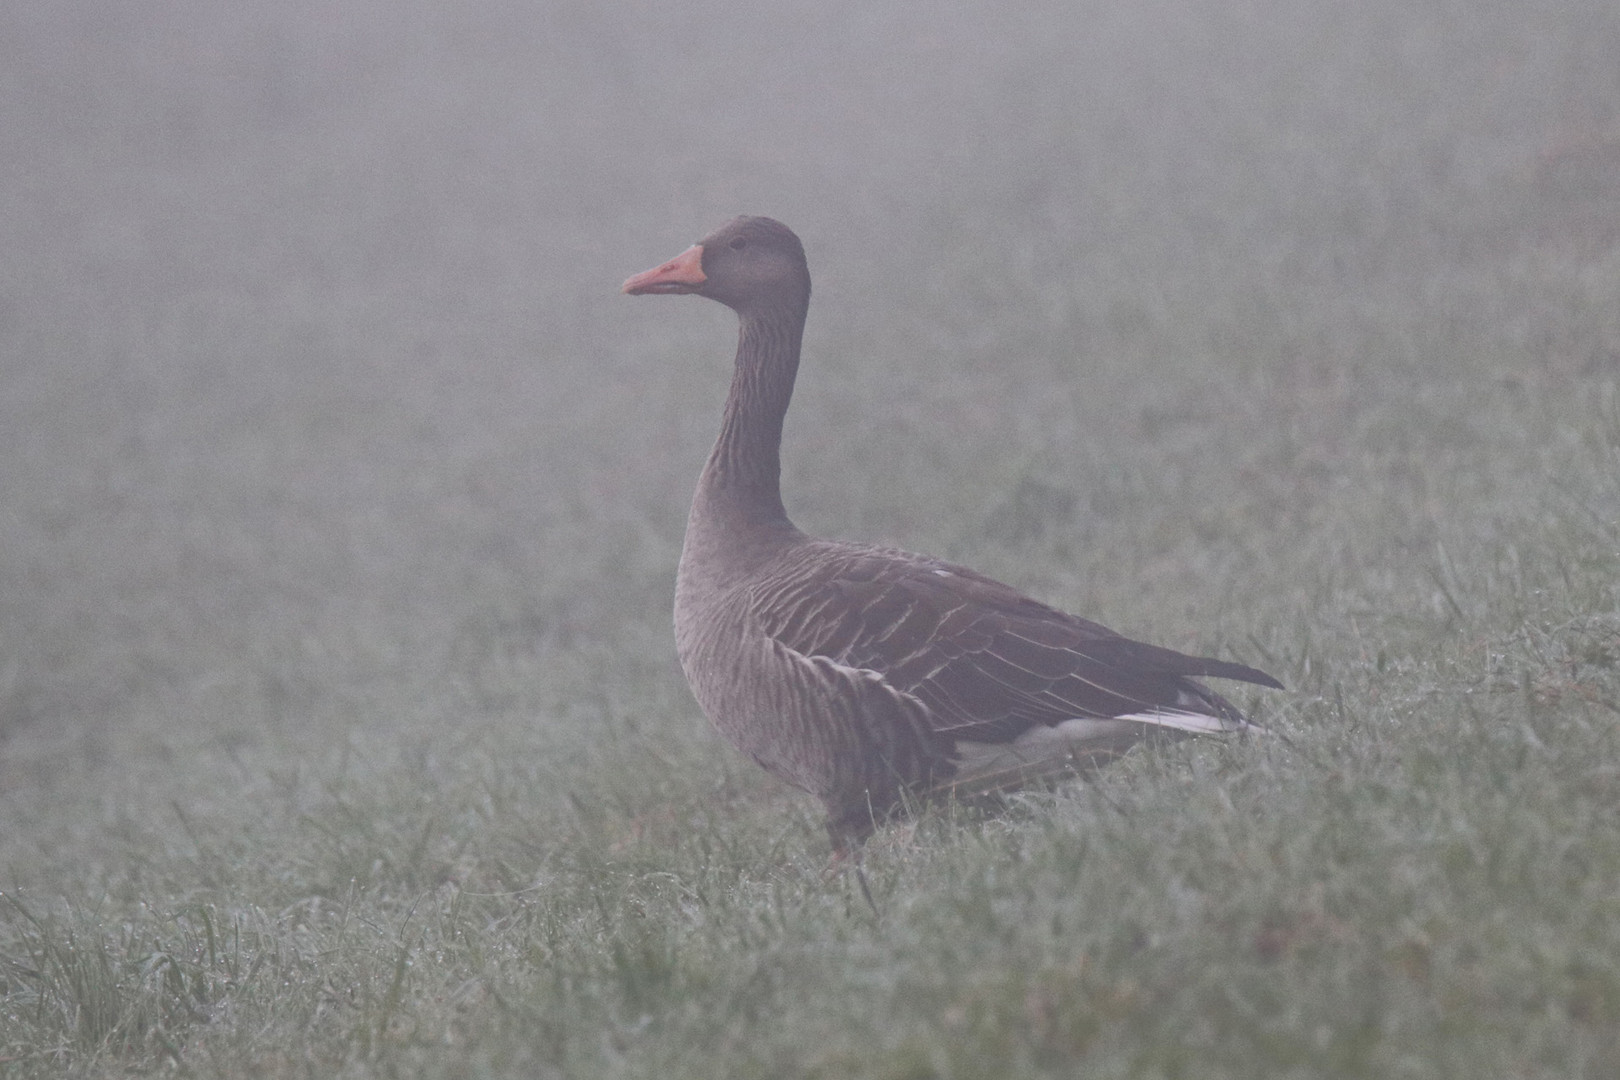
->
<box><xmin>950</xmin><ymin>709</ymin><xmax>1258</xmax><ymax>789</ymax></box>
<box><xmin>1112</xmin><ymin>708</ymin><xmax>1251</xmax><ymax>735</ymax></box>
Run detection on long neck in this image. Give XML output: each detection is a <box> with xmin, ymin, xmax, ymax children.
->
<box><xmin>694</xmin><ymin>301</ymin><xmax>807</xmax><ymax>535</ymax></box>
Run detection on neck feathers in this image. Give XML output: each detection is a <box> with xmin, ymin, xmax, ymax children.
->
<box><xmin>697</xmin><ymin>302</ymin><xmax>806</xmax><ymax>532</ymax></box>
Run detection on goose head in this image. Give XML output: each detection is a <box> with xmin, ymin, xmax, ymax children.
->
<box><xmin>623</xmin><ymin>216</ymin><xmax>810</xmax><ymax>317</ymax></box>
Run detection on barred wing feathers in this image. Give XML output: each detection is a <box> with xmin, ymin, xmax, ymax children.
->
<box><xmin>749</xmin><ymin>542</ymin><xmax>1281</xmax><ymax>789</ymax></box>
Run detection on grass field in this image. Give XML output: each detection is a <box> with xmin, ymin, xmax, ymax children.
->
<box><xmin>2</xmin><ymin>0</ymin><xmax>1619</xmax><ymax>1076</ymax></box>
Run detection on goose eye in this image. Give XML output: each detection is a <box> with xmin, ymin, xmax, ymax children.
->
<box><xmin>728</xmin><ymin>237</ymin><xmax>748</xmax><ymax>251</ymax></box>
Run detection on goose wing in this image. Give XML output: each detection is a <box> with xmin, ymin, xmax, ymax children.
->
<box><xmin>751</xmin><ymin>543</ymin><xmax>1282</xmax><ymax>752</ymax></box>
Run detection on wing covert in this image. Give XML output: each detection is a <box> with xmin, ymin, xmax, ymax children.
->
<box><xmin>747</xmin><ymin>543</ymin><xmax>1272</xmax><ymax>749</ymax></box>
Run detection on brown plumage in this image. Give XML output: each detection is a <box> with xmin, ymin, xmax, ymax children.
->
<box><xmin>624</xmin><ymin>216</ymin><xmax>1282</xmax><ymax>852</ymax></box>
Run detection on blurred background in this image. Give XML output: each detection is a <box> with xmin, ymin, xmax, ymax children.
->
<box><xmin>1</xmin><ymin>0</ymin><xmax>1616</xmax><ymax>805</ymax></box>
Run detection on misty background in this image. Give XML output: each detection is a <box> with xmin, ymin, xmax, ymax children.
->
<box><xmin>2</xmin><ymin>0</ymin><xmax>1616</xmax><ymax>801</ymax></box>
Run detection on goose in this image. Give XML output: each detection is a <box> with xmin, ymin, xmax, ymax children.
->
<box><xmin>623</xmin><ymin>216</ymin><xmax>1281</xmax><ymax>853</ymax></box>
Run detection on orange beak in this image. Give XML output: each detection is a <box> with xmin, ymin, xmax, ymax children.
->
<box><xmin>622</xmin><ymin>244</ymin><xmax>707</xmax><ymax>295</ymax></box>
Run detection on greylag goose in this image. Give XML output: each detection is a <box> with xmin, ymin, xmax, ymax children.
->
<box><xmin>624</xmin><ymin>216</ymin><xmax>1281</xmax><ymax>853</ymax></box>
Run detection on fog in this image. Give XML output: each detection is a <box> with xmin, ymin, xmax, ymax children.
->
<box><xmin>1</xmin><ymin>0</ymin><xmax>1615</xmax><ymax>774</ymax></box>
